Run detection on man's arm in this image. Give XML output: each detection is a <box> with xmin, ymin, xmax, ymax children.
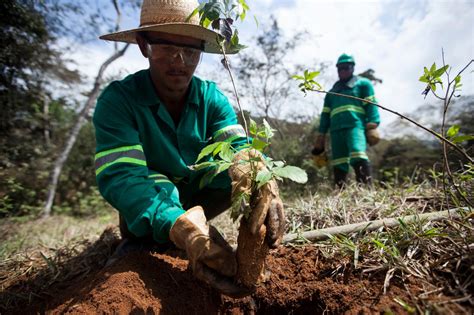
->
<box><xmin>93</xmin><ymin>94</ymin><xmax>185</xmax><ymax>243</ymax></box>
<box><xmin>361</xmin><ymin>80</ymin><xmax>380</xmax><ymax>127</ymax></box>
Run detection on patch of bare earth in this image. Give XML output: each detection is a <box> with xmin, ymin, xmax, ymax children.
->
<box><xmin>26</xmin><ymin>246</ymin><xmax>415</xmax><ymax>314</ymax></box>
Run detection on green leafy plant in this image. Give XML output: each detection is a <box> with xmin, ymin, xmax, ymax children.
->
<box><xmin>189</xmin><ymin>1</ymin><xmax>307</xmax><ymax>222</ymax></box>
<box><xmin>192</xmin><ymin>118</ymin><xmax>308</xmax><ymax>221</ymax></box>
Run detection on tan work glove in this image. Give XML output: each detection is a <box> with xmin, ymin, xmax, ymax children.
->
<box><xmin>366</xmin><ymin>127</ymin><xmax>380</xmax><ymax>146</ymax></box>
<box><xmin>228</xmin><ymin>150</ymin><xmax>285</xmax><ymax>248</ymax></box>
<box><xmin>170</xmin><ymin>206</ymin><xmax>249</xmax><ymax>297</ymax></box>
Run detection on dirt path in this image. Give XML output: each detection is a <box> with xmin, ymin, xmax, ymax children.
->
<box><xmin>40</xmin><ymin>246</ymin><xmax>411</xmax><ymax>314</ymax></box>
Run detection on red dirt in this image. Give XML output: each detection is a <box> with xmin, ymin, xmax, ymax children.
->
<box><xmin>39</xmin><ymin>246</ymin><xmax>412</xmax><ymax>314</ymax></box>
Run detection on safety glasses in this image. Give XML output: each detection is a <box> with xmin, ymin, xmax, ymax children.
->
<box><xmin>337</xmin><ymin>64</ymin><xmax>353</xmax><ymax>71</ymax></box>
<box><xmin>145</xmin><ymin>38</ymin><xmax>203</xmax><ymax>66</ymax></box>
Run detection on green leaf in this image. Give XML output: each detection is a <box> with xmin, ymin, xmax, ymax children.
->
<box><xmin>213</xmin><ymin>141</ymin><xmax>229</xmax><ymax>156</ymax></box>
<box><xmin>199</xmin><ymin>162</ymin><xmax>232</xmax><ymax>189</ymax></box>
<box><xmin>186</xmin><ymin>6</ymin><xmax>201</xmax><ymax>22</ymax></box>
<box><xmin>429</xmin><ymin>63</ymin><xmax>436</xmax><ymax>73</ymax></box>
<box><xmin>273</xmin><ymin>161</ymin><xmax>285</xmax><ymax>168</ymax></box>
<box><xmin>218</xmin><ymin>143</ymin><xmax>234</xmax><ymax>162</ymax></box>
<box><xmin>433</xmin><ymin>65</ymin><xmax>449</xmax><ymax>78</ymax></box>
<box><xmin>256</xmin><ymin>169</ymin><xmax>272</xmax><ymax>189</ymax></box>
<box><xmin>446</xmin><ymin>124</ymin><xmax>460</xmax><ymax>138</ymax></box>
<box><xmin>418</xmin><ymin>75</ymin><xmax>429</xmax><ymax>83</ymax></box>
<box><xmin>249</xmin><ymin>118</ymin><xmax>257</xmax><ymax>136</ymax></box>
<box><xmin>190</xmin><ymin>161</ymin><xmax>215</xmax><ymax>171</ymax></box>
<box><xmin>306</xmin><ymin>71</ymin><xmax>320</xmax><ymax>80</ymax></box>
<box><xmin>455</xmin><ymin>75</ymin><xmax>461</xmax><ymax>84</ymax></box>
<box><xmin>452</xmin><ymin>134</ymin><xmax>474</xmax><ymax>143</ymax></box>
<box><xmin>272</xmin><ymin>166</ymin><xmax>308</xmax><ymax>184</ymax></box>
<box><xmin>251</xmin><ymin>138</ymin><xmax>267</xmax><ymax>151</ymax></box>
<box><xmin>262</xmin><ymin>119</ymin><xmax>275</xmax><ymax>139</ymax></box>
<box><xmin>430</xmin><ymin>83</ymin><xmax>437</xmax><ymax>92</ymax></box>
<box><xmin>199</xmin><ymin>168</ymin><xmax>217</xmax><ymax>189</ymax></box>
<box><xmin>195</xmin><ymin>142</ymin><xmax>222</xmax><ymax>162</ymax></box>
<box><xmin>292</xmin><ymin>75</ymin><xmax>305</xmax><ymax>80</ymax></box>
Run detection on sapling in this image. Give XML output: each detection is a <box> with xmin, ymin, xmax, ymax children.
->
<box><xmin>188</xmin><ymin>0</ymin><xmax>308</xmax><ymax>289</ymax></box>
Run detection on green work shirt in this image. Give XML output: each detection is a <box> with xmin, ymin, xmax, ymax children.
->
<box><xmin>318</xmin><ymin>76</ymin><xmax>380</xmax><ymax>134</ymax></box>
<box><xmin>93</xmin><ymin>69</ymin><xmax>246</xmax><ymax>243</ymax></box>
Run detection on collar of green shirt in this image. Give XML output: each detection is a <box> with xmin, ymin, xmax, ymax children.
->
<box><xmin>135</xmin><ymin>69</ymin><xmax>200</xmax><ymax>108</ymax></box>
<box><xmin>333</xmin><ymin>75</ymin><xmax>358</xmax><ymax>92</ymax></box>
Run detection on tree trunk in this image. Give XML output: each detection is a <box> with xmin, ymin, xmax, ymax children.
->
<box><xmin>42</xmin><ymin>44</ymin><xmax>129</xmax><ymax>217</ymax></box>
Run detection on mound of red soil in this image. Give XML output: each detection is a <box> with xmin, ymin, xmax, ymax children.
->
<box><xmin>42</xmin><ymin>246</ymin><xmax>410</xmax><ymax>314</ymax></box>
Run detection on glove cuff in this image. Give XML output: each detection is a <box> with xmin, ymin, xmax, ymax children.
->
<box><xmin>169</xmin><ymin>206</ymin><xmax>208</xmax><ymax>250</ymax></box>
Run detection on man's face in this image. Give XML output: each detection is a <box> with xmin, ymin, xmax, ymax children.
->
<box><xmin>337</xmin><ymin>63</ymin><xmax>354</xmax><ymax>81</ymax></box>
<box><xmin>137</xmin><ymin>32</ymin><xmax>202</xmax><ymax>92</ymax></box>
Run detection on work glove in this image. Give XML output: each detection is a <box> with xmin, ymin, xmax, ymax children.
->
<box><xmin>228</xmin><ymin>150</ymin><xmax>285</xmax><ymax>248</ymax></box>
<box><xmin>169</xmin><ymin>206</ymin><xmax>249</xmax><ymax>297</ymax></box>
<box><xmin>366</xmin><ymin>127</ymin><xmax>380</xmax><ymax>146</ymax></box>
<box><xmin>314</xmin><ymin>134</ymin><xmax>326</xmax><ymax>152</ymax></box>
<box><xmin>311</xmin><ymin>149</ymin><xmax>328</xmax><ymax>168</ymax></box>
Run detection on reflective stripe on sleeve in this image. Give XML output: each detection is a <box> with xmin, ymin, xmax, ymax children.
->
<box><xmin>95</xmin><ymin>145</ymin><xmax>146</xmax><ymax>176</ymax></box>
<box><xmin>322</xmin><ymin>106</ymin><xmax>331</xmax><ymax>113</ymax></box>
<box><xmin>330</xmin><ymin>105</ymin><xmax>366</xmax><ymax>118</ymax></box>
<box><xmin>212</xmin><ymin>124</ymin><xmax>246</xmax><ymax>142</ymax></box>
<box><xmin>149</xmin><ymin>173</ymin><xmax>173</xmax><ymax>185</ymax></box>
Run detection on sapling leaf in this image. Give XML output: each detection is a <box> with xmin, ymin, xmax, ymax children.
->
<box><xmin>272</xmin><ymin>166</ymin><xmax>308</xmax><ymax>184</ymax></box>
<box><xmin>430</xmin><ymin>63</ymin><xmax>436</xmax><ymax>73</ymax></box>
<box><xmin>292</xmin><ymin>75</ymin><xmax>305</xmax><ymax>80</ymax></box>
<box><xmin>446</xmin><ymin>124</ymin><xmax>460</xmax><ymax>138</ymax></box>
<box><xmin>452</xmin><ymin>135</ymin><xmax>474</xmax><ymax>143</ymax></box>
<box><xmin>262</xmin><ymin>119</ymin><xmax>275</xmax><ymax>139</ymax></box>
<box><xmin>249</xmin><ymin>118</ymin><xmax>257</xmax><ymax>136</ymax></box>
<box><xmin>251</xmin><ymin>138</ymin><xmax>267</xmax><ymax>151</ymax></box>
<box><xmin>195</xmin><ymin>142</ymin><xmax>223</xmax><ymax>162</ymax></box>
<box><xmin>218</xmin><ymin>142</ymin><xmax>234</xmax><ymax>162</ymax></box>
<box><xmin>433</xmin><ymin>65</ymin><xmax>449</xmax><ymax>78</ymax></box>
<box><xmin>418</xmin><ymin>75</ymin><xmax>429</xmax><ymax>83</ymax></box>
<box><xmin>256</xmin><ymin>169</ymin><xmax>272</xmax><ymax>189</ymax></box>
<box><xmin>273</xmin><ymin>161</ymin><xmax>285</xmax><ymax>168</ymax></box>
<box><xmin>190</xmin><ymin>161</ymin><xmax>215</xmax><ymax>171</ymax></box>
<box><xmin>213</xmin><ymin>141</ymin><xmax>229</xmax><ymax>156</ymax></box>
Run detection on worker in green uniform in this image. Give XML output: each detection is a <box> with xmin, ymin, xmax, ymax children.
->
<box><xmin>95</xmin><ymin>0</ymin><xmax>284</xmax><ymax>297</ymax></box>
<box><xmin>313</xmin><ymin>54</ymin><xmax>381</xmax><ymax>187</ymax></box>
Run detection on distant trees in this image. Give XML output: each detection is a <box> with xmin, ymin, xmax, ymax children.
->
<box><xmin>0</xmin><ymin>0</ymin><xmax>136</xmax><ymax>217</ymax></box>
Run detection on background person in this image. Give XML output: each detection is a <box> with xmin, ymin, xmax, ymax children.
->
<box><xmin>313</xmin><ymin>53</ymin><xmax>381</xmax><ymax>187</ymax></box>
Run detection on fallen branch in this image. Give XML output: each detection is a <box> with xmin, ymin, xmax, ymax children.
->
<box><xmin>282</xmin><ymin>207</ymin><xmax>469</xmax><ymax>244</ymax></box>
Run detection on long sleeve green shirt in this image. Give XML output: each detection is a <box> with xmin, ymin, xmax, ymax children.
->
<box><xmin>93</xmin><ymin>69</ymin><xmax>246</xmax><ymax>243</ymax></box>
<box><xmin>318</xmin><ymin>76</ymin><xmax>380</xmax><ymax>134</ymax></box>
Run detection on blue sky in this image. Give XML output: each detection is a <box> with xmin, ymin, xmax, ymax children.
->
<box><xmin>68</xmin><ymin>0</ymin><xmax>474</xmax><ymax>135</ymax></box>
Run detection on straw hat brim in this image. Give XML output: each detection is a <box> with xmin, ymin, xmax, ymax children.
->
<box><xmin>100</xmin><ymin>23</ymin><xmax>237</xmax><ymax>54</ymax></box>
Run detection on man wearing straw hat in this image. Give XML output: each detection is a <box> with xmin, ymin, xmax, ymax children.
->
<box><xmin>93</xmin><ymin>0</ymin><xmax>284</xmax><ymax>296</ymax></box>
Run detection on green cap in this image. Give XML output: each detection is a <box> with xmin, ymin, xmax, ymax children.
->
<box><xmin>336</xmin><ymin>53</ymin><xmax>355</xmax><ymax>65</ymax></box>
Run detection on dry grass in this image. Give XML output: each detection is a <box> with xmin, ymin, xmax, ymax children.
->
<box><xmin>0</xmin><ymin>181</ymin><xmax>472</xmax><ymax>313</ymax></box>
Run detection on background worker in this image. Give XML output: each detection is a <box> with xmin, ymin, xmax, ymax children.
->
<box><xmin>313</xmin><ymin>54</ymin><xmax>381</xmax><ymax>187</ymax></box>
<box><xmin>94</xmin><ymin>0</ymin><xmax>284</xmax><ymax>296</ymax></box>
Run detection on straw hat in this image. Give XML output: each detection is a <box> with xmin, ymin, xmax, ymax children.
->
<box><xmin>100</xmin><ymin>0</ymin><xmax>232</xmax><ymax>54</ymax></box>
